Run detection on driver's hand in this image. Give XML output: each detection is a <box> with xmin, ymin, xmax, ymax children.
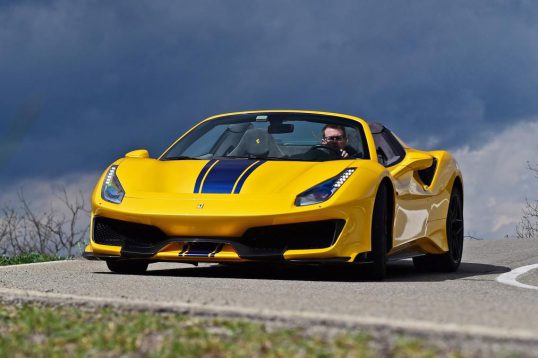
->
<box><xmin>340</xmin><ymin>149</ymin><xmax>349</xmax><ymax>158</ymax></box>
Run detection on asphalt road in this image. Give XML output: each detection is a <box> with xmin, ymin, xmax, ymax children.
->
<box><xmin>1</xmin><ymin>238</ymin><xmax>538</xmax><ymax>353</ymax></box>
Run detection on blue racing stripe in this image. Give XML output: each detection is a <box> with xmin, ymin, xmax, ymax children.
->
<box><xmin>233</xmin><ymin>160</ymin><xmax>266</xmax><ymax>194</ymax></box>
<box><xmin>201</xmin><ymin>160</ymin><xmax>255</xmax><ymax>194</ymax></box>
<box><xmin>193</xmin><ymin>159</ymin><xmax>217</xmax><ymax>193</ymax></box>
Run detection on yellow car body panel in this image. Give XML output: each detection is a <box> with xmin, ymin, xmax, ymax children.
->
<box><xmin>84</xmin><ymin>110</ymin><xmax>463</xmax><ymax>267</ymax></box>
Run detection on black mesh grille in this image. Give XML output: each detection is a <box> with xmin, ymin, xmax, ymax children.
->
<box><xmin>93</xmin><ymin>219</ymin><xmax>125</xmax><ymax>246</ymax></box>
<box><xmin>93</xmin><ymin>217</ymin><xmax>345</xmax><ymax>260</ymax></box>
<box><xmin>92</xmin><ymin>217</ymin><xmax>167</xmax><ymax>248</ymax></box>
<box><xmin>237</xmin><ymin>219</ymin><xmax>345</xmax><ymax>257</ymax></box>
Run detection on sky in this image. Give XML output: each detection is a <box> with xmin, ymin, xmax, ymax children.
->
<box><xmin>1</xmin><ymin>0</ymin><xmax>538</xmax><ymax>238</ymax></box>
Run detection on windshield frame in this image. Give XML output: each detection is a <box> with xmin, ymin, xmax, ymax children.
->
<box><xmin>159</xmin><ymin>112</ymin><xmax>372</xmax><ymax>162</ymax></box>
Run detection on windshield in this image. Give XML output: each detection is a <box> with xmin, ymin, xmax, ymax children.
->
<box><xmin>161</xmin><ymin>112</ymin><xmax>369</xmax><ymax>162</ymax></box>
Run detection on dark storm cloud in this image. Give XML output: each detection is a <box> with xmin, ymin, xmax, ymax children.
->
<box><xmin>1</xmin><ymin>0</ymin><xmax>538</xmax><ymax>184</ymax></box>
<box><xmin>0</xmin><ymin>97</ymin><xmax>40</xmax><ymax>169</ymax></box>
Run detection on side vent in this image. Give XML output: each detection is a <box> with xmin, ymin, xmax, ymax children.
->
<box><xmin>418</xmin><ymin>158</ymin><xmax>437</xmax><ymax>186</ymax></box>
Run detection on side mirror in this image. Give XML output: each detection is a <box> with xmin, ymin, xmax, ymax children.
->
<box><xmin>390</xmin><ymin>150</ymin><xmax>434</xmax><ymax>178</ymax></box>
<box><xmin>125</xmin><ymin>149</ymin><xmax>149</xmax><ymax>158</ymax></box>
<box><xmin>407</xmin><ymin>152</ymin><xmax>433</xmax><ymax>171</ymax></box>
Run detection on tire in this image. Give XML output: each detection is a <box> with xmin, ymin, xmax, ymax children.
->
<box><xmin>106</xmin><ymin>260</ymin><xmax>149</xmax><ymax>274</ymax></box>
<box><xmin>369</xmin><ymin>183</ymin><xmax>390</xmax><ymax>280</ymax></box>
<box><xmin>413</xmin><ymin>186</ymin><xmax>464</xmax><ymax>272</ymax></box>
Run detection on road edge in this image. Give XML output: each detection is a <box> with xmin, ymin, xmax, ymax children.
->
<box><xmin>1</xmin><ymin>285</ymin><xmax>537</xmax><ymax>351</ymax></box>
<box><xmin>0</xmin><ymin>259</ymin><xmax>73</xmax><ymax>269</ymax></box>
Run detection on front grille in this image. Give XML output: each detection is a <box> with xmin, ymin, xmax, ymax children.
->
<box><xmin>236</xmin><ymin>220</ymin><xmax>345</xmax><ymax>258</ymax></box>
<box><xmin>92</xmin><ymin>217</ymin><xmax>167</xmax><ymax>248</ymax></box>
<box><xmin>93</xmin><ymin>217</ymin><xmax>345</xmax><ymax>260</ymax></box>
<box><xmin>93</xmin><ymin>219</ymin><xmax>125</xmax><ymax>246</ymax></box>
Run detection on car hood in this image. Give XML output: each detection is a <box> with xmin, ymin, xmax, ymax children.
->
<box><xmin>113</xmin><ymin>158</ymin><xmax>356</xmax><ymax>198</ymax></box>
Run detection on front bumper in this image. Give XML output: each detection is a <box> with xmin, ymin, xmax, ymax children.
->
<box><xmin>85</xmin><ymin>216</ymin><xmax>350</xmax><ymax>262</ymax></box>
<box><xmin>86</xmin><ymin>195</ymin><xmax>374</xmax><ymax>263</ymax></box>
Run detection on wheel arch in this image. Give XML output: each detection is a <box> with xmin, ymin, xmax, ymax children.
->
<box><xmin>451</xmin><ymin>175</ymin><xmax>464</xmax><ymax>208</ymax></box>
<box><xmin>379</xmin><ymin>176</ymin><xmax>395</xmax><ymax>252</ymax></box>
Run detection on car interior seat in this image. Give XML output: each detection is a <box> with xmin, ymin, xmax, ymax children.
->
<box><xmin>211</xmin><ymin>123</ymin><xmax>253</xmax><ymax>156</ymax></box>
<box><xmin>228</xmin><ymin>128</ymin><xmax>284</xmax><ymax>157</ymax></box>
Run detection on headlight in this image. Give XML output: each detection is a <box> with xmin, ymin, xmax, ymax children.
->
<box><xmin>295</xmin><ymin>168</ymin><xmax>356</xmax><ymax>206</ymax></box>
<box><xmin>101</xmin><ymin>165</ymin><xmax>125</xmax><ymax>204</ymax></box>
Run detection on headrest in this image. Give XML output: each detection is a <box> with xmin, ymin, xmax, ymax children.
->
<box><xmin>240</xmin><ymin>128</ymin><xmax>271</xmax><ymax>156</ymax></box>
<box><xmin>227</xmin><ymin>122</ymin><xmax>252</xmax><ymax>133</ymax></box>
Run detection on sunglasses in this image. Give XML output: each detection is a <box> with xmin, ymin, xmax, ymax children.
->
<box><xmin>323</xmin><ymin>135</ymin><xmax>346</xmax><ymax>142</ymax></box>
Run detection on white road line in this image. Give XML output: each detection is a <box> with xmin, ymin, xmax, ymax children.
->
<box><xmin>496</xmin><ymin>263</ymin><xmax>538</xmax><ymax>291</ymax></box>
<box><xmin>0</xmin><ymin>259</ymin><xmax>73</xmax><ymax>270</ymax></box>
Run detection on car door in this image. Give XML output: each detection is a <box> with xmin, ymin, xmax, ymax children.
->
<box><xmin>372</xmin><ymin>127</ymin><xmax>434</xmax><ymax>247</ymax></box>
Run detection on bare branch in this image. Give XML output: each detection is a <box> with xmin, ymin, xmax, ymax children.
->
<box><xmin>527</xmin><ymin>161</ymin><xmax>538</xmax><ymax>177</ymax></box>
<box><xmin>464</xmin><ymin>235</ymin><xmax>483</xmax><ymax>240</ymax></box>
<box><xmin>0</xmin><ymin>186</ymin><xmax>90</xmax><ymax>256</ymax></box>
<box><xmin>516</xmin><ymin>159</ymin><xmax>538</xmax><ymax>239</ymax></box>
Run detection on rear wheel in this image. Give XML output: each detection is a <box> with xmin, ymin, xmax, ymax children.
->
<box><xmin>106</xmin><ymin>260</ymin><xmax>149</xmax><ymax>274</ymax></box>
<box><xmin>369</xmin><ymin>184</ymin><xmax>390</xmax><ymax>280</ymax></box>
<box><xmin>413</xmin><ymin>186</ymin><xmax>463</xmax><ymax>272</ymax></box>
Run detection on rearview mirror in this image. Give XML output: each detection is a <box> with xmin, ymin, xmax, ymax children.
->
<box><xmin>125</xmin><ymin>149</ymin><xmax>149</xmax><ymax>158</ymax></box>
<box><xmin>268</xmin><ymin>123</ymin><xmax>294</xmax><ymax>134</ymax></box>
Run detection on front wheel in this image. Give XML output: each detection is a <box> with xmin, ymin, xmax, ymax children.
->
<box><xmin>413</xmin><ymin>186</ymin><xmax>464</xmax><ymax>272</ymax></box>
<box><xmin>369</xmin><ymin>184</ymin><xmax>390</xmax><ymax>280</ymax></box>
<box><xmin>106</xmin><ymin>260</ymin><xmax>149</xmax><ymax>274</ymax></box>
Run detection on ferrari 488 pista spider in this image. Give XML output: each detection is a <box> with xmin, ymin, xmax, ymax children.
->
<box><xmin>84</xmin><ymin>110</ymin><xmax>463</xmax><ymax>279</ymax></box>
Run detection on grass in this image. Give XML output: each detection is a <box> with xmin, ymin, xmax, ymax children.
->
<box><xmin>0</xmin><ymin>303</ymin><xmax>518</xmax><ymax>358</ymax></box>
<box><xmin>0</xmin><ymin>304</ymin><xmax>373</xmax><ymax>357</ymax></box>
<box><xmin>390</xmin><ymin>337</ymin><xmax>442</xmax><ymax>358</ymax></box>
<box><xmin>0</xmin><ymin>253</ymin><xmax>65</xmax><ymax>266</ymax></box>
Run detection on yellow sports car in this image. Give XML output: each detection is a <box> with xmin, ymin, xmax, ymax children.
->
<box><xmin>84</xmin><ymin>110</ymin><xmax>463</xmax><ymax>279</ymax></box>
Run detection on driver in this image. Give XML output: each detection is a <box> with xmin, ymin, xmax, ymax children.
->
<box><xmin>321</xmin><ymin>124</ymin><xmax>357</xmax><ymax>158</ymax></box>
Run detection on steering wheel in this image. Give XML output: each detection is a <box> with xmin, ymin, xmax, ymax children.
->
<box><xmin>311</xmin><ymin>144</ymin><xmax>342</xmax><ymax>157</ymax></box>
